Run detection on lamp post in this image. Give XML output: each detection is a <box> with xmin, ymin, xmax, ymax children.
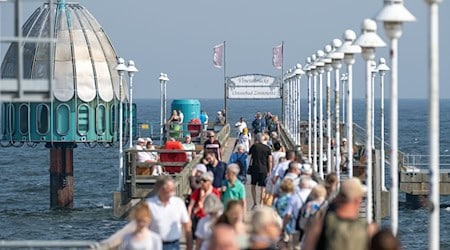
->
<box><xmin>294</xmin><ymin>64</ymin><xmax>305</xmax><ymax>145</ymax></box>
<box><xmin>341</xmin><ymin>73</ymin><xmax>348</xmax><ymax>127</ymax></box>
<box><xmin>316</xmin><ymin>50</ymin><xmax>325</xmax><ymax>179</ymax></box>
<box><xmin>375</xmin><ymin>0</ymin><xmax>415</xmax><ymax>235</ymax></box>
<box><xmin>127</xmin><ymin>60</ymin><xmax>138</xmax><ymax>148</ymax></box>
<box><xmin>311</xmin><ymin>54</ymin><xmax>319</xmax><ymax>172</ymax></box>
<box><xmin>355</xmin><ymin>19</ymin><xmax>386</xmax><ymax>223</ymax></box>
<box><xmin>425</xmin><ymin>1</ymin><xmax>441</xmax><ymax>248</ymax></box>
<box><xmin>371</xmin><ymin>60</ymin><xmax>378</xmax><ymax>149</ymax></box>
<box><xmin>159</xmin><ymin>73</ymin><xmax>169</xmax><ymax>145</ymax></box>
<box><xmin>114</xmin><ymin>57</ymin><xmax>128</xmax><ymax>191</ymax></box>
<box><xmin>305</xmin><ymin>57</ymin><xmax>313</xmax><ymax>163</ymax></box>
<box><xmin>338</xmin><ymin>29</ymin><xmax>361</xmax><ymax>178</ymax></box>
<box><xmin>323</xmin><ymin>45</ymin><xmax>333</xmax><ymax>174</ymax></box>
<box><xmin>330</xmin><ymin>39</ymin><xmax>344</xmax><ymax>181</ymax></box>
<box><xmin>376</xmin><ymin>58</ymin><xmax>390</xmax><ymax>191</ymax></box>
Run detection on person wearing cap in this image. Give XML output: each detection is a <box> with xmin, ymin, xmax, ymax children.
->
<box><xmin>188</xmin><ymin>171</ymin><xmax>221</xmax><ymax>238</ymax></box>
<box><xmin>189</xmin><ymin>164</ymin><xmax>207</xmax><ymax>192</ymax></box>
<box><xmin>182</xmin><ymin>134</ymin><xmax>196</xmax><ymax>162</ymax></box>
<box><xmin>221</xmin><ymin>164</ymin><xmax>246</xmax><ymax>211</ymax></box>
<box><xmin>302</xmin><ymin>177</ymin><xmax>377</xmax><ymax>250</ymax></box>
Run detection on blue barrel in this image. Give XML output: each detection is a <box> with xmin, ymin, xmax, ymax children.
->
<box><xmin>171</xmin><ymin>99</ymin><xmax>200</xmax><ymax>136</ymax></box>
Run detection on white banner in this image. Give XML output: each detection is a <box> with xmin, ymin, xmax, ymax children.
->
<box><xmin>227</xmin><ymin>75</ymin><xmax>281</xmax><ymax>99</ymax></box>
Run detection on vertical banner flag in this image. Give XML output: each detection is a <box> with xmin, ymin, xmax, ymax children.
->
<box><xmin>272</xmin><ymin>44</ymin><xmax>283</xmax><ymax>69</ymax></box>
<box><xmin>213</xmin><ymin>43</ymin><xmax>224</xmax><ymax>68</ymax></box>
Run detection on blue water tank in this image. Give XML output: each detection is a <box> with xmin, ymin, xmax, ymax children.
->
<box><xmin>171</xmin><ymin>99</ymin><xmax>200</xmax><ymax>135</ymax></box>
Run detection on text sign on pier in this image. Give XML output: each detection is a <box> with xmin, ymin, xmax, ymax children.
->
<box><xmin>226</xmin><ymin>74</ymin><xmax>281</xmax><ymax>99</ymax></box>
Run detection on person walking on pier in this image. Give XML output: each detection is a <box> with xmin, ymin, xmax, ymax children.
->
<box><xmin>119</xmin><ymin>202</ymin><xmax>162</xmax><ymax>250</ymax></box>
<box><xmin>204</xmin><ymin>150</ymin><xmax>227</xmax><ymax>189</ymax></box>
<box><xmin>248</xmin><ymin>133</ymin><xmax>272</xmax><ymax>208</ymax></box>
<box><xmin>147</xmin><ymin>176</ymin><xmax>193</xmax><ymax>250</ymax></box>
<box><xmin>251</xmin><ymin>112</ymin><xmax>266</xmax><ymax>138</ymax></box>
<box><xmin>302</xmin><ymin>177</ymin><xmax>376</xmax><ymax>250</ymax></box>
<box><xmin>204</xmin><ymin>131</ymin><xmax>222</xmax><ymax>160</ymax></box>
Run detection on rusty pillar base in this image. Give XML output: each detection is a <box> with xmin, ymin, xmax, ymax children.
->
<box><xmin>47</xmin><ymin>142</ymin><xmax>76</xmax><ymax>208</ymax></box>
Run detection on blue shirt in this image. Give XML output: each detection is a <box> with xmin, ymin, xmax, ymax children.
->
<box><xmin>206</xmin><ymin>161</ymin><xmax>227</xmax><ymax>188</ymax></box>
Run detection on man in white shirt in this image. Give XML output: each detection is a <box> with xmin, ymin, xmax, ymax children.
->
<box><xmin>234</xmin><ymin>117</ymin><xmax>247</xmax><ymax>135</ymax></box>
<box><xmin>147</xmin><ymin>176</ymin><xmax>193</xmax><ymax>250</ymax></box>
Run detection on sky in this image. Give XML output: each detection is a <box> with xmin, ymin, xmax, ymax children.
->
<box><xmin>1</xmin><ymin>0</ymin><xmax>449</xmax><ymax>100</ymax></box>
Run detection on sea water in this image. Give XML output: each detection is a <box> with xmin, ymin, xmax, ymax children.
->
<box><xmin>0</xmin><ymin>98</ymin><xmax>449</xmax><ymax>249</ymax></box>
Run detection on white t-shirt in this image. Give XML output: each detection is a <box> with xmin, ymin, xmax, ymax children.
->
<box><xmin>237</xmin><ymin>134</ymin><xmax>251</xmax><ymax>152</ymax></box>
<box><xmin>182</xmin><ymin>142</ymin><xmax>196</xmax><ymax>161</ymax></box>
<box><xmin>272</xmin><ymin>151</ymin><xmax>286</xmax><ymax>168</ymax></box>
<box><xmin>136</xmin><ymin>145</ymin><xmax>152</xmax><ymax>162</ymax></box>
<box><xmin>119</xmin><ymin>230</ymin><xmax>162</xmax><ymax>250</ymax></box>
<box><xmin>147</xmin><ymin>196</ymin><xmax>190</xmax><ymax>242</ymax></box>
<box><xmin>195</xmin><ymin>214</ymin><xmax>215</xmax><ymax>250</ymax></box>
<box><xmin>235</xmin><ymin>121</ymin><xmax>247</xmax><ymax>134</ymax></box>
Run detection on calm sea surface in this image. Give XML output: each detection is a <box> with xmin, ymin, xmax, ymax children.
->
<box><xmin>0</xmin><ymin>98</ymin><xmax>449</xmax><ymax>249</ymax></box>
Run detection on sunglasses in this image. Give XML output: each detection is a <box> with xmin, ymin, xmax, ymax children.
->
<box><xmin>200</xmin><ymin>178</ymin><xmax>210</xmax><ymax>182</ymax></box>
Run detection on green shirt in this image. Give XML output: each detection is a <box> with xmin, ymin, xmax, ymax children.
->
<box><xmin>221</xmin><ymin>179</ymin><xmax>245</xmax><ymax>205</ymax></box>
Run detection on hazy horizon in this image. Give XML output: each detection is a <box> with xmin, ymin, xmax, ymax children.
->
<box><xmin>1</xmin><ymin>1</ymin><xmax>449</xmax><ymax>100</ymax></box>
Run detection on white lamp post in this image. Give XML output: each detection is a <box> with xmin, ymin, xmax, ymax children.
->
<box><xmin>330</xmin><ymin>38</ymin><xmax>344</xmax><ymax>181</ymax></box>
<box><xmin>355</xmin><ymin>19</ymin><xmax>386</xmax><ymax>223</ymax></box>
<box><xmin>338</xmin><ymin>29</ymin><xmax>361</xmax><ymax>178</ymax></box>
<box><xmin>294</xmin><ymin>64</ymin><xmax>305</xmax><ymax>145</ymax></box>
<box><xmin>341</xmin><ymin>73</ymin><xmax>348</xmax><ymax>127</ymax></box>
<box><xmin>371</xmin><ymin>60</ymin><xmax>378</xmax><ymax>149</ymax></box>
<box><xmin>424</xmin><ymin>1</ymin><xmax>441</xmax><ymax>248</ymax></box>
<box><xmin>376</xmin><ymin>58</ymin><xmax>390</xmax><ymax>191</ymax></box>
<box><xmin>159</xmin><ymin>73</ymin><xmax>169</xmax><ymax>145</ymax></box>
<box><xmin>127</xmin><ymin>60</ymin><xmax>138</xmax><ymax>148</ymax></box>
<box><xmin>316</xmin><ymin>50</ymin><xmax>326</xmax><ymax>179</ymax></box>
<box><xmin>323</xmin><ymin>45</ymin><xmax>333</xmax><ymax>174</ymax></box>
<box><xmin>376</xmin><ymin>0</ymin><xmax>415</xmax><ymax>235</ymax></box>
<box><xmin>114</xmin><ymin>57</ymin><xmax>128</xmax><ymax>191</ymax></box>
<box><xmin>305</xmin><ymin>57</ymin><xmax>313</xmax><ymax>163</ymax></box>
<box><xmin>311</xmin><ymin>54</ymin><xmax>319</xmax><ymax>172</ymax></box>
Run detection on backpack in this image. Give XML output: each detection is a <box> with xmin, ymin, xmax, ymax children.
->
<box><xmin>296</xmin><ymin>199</ymin><xmax>329</xmax><ymax>231</ymax></box>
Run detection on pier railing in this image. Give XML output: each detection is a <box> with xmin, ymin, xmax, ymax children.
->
<box><xmin>114</xmin><ymin>124</ymin><xmax>230</xmax><ymax>218</ymax></box>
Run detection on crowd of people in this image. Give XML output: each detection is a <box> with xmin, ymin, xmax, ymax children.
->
<box><xmin>108</xmin><ymin>111</ymin><xmax>401</xmax><ymax>250</ymax></box>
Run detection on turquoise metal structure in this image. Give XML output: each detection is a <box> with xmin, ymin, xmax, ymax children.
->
<box><xmin>0</xmin><ymin>1</ymin><xmax>129</xmax><ymax>144</ymax></box>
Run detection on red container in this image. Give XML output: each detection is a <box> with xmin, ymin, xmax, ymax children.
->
<box><xmin>160</xmin><ymin>141</ymin><xmax>187</xmax><ymax>173</ymax></box>
<box><xmin>187</xmin><ymin>118</ymin><xmax>201</xmax><ymax>137</ymax></box>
